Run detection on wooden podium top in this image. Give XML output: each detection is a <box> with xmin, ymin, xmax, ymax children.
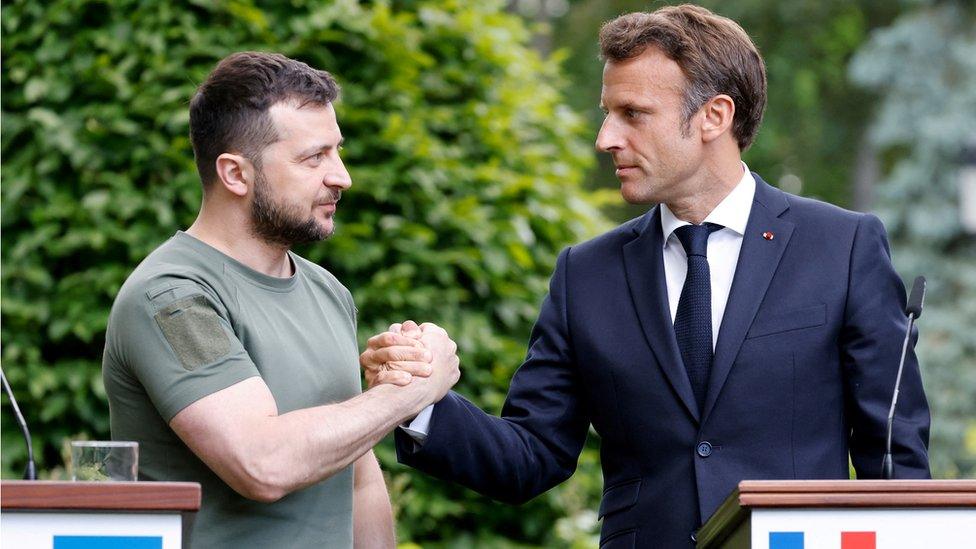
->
<box><xmin>730</xmin><ymin>479</ymin><xmax>976</xmax><ymax>507</ymax></box>
<box><xmin>1</xmin><ymin>480</ymin><xmax>201</xmax><ymax>512</ymax></box>
<box><xmin>697</xmin><ymin>480</ymin><xmax>976</xmax><ymax>548</ymax></box>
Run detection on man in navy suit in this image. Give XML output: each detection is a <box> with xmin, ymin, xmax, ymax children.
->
<box><xmin>362</xmin><ymin>5</ymin><xmax>930</xmax><ymax>547</ymax></box>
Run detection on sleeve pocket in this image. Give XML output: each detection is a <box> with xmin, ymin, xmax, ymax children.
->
<box><xmin>154</xmin><ymin>295</ymin><xmax>231</xmax><ymax>371</ymax></box>
<box><xmin>746</xmin><ymin>303</ymin><xmax>826</xmax><ymax>339</ymax></box>
<box><xmin>598</xmin><ymin>478</ymin><xmax>641</xmax><ymax>518</ymax></box>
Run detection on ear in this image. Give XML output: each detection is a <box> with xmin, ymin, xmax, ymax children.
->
<box><xmin>700</xmin><ymin>94</ymin><xmax>735</xmax><ymax>144</ymax></box>
<box><xmin>214</xmin><ymin>153</ymin><xmax>254</xmax><ymax>198</ymax></box>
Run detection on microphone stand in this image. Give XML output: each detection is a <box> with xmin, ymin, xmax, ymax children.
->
<box><xmin>882</xmin><ymin>275</ymin><xmax>925</xmax><ymax>480</ymax></box>
<box><xmin>1</xmin><ymin>367</ymin><xmax>37</xmax><ymax>480</ymax></box>
<box><xmin>881</xmin><ymin>311</ymin><xmax>916</xmax><ymax>480</ymax></box>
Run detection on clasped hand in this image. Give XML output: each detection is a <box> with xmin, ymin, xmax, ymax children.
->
<box><xmin>359</xmin><ymin>320</ymin><xmax>460</xmax><ymax>404</ymax></box>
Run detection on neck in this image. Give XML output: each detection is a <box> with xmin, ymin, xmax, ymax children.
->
<box><xmin>666</xmin><ymin>151</ymin><xmax>743</xmax><ymax>224</ymax></box>
<box><xmin>186</xmin><ymin>201</ymin><xmax>293</xmax><ymax>278</ymax></box>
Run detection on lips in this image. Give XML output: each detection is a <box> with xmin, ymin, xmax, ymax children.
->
<box><xmin>317</xmin><ymin>190</ymin><xmax>341</xmax><ymax>209</ymax></box>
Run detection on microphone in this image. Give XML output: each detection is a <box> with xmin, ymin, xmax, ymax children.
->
<box><xmin>905</xmin><ymin>276</ymin><xmax>925</xmax><ymax>318</ymax></box>
<box><xmin>882</xmin><ymin>275</ymin><xmax>925</xmax><ymax>480</ymax></box>
<box><xmin>1</xmin><ymin>367</ymin><xmax>37</xmax><ymax>480</ymax></box>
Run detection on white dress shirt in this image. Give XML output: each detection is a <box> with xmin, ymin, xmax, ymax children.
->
<box><xmin>661</xmin><ymin>164</ymin><xmax>756</xmax><ymax>348</ymax></box>
<box><xmin>402</xmin><ymin>164</ymin><xmax>757</xmax><ymax>441</ymax></box>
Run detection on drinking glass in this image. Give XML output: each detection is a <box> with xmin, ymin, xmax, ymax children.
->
<box><xmin>70</xmin><ymin>441</ymin><xmax>138</xmax><ymax>481</ymax></box>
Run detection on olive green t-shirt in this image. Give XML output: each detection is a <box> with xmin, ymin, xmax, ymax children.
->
<box><xmin>103</xmin><ymin>231</ymin><xmax>361</xmax><ymax>548</ymax></box>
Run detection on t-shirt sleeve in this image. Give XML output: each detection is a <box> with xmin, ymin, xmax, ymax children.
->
<box><xmin>110</xmin><ymin>280</ymin><xmax>260</xmax><ymax>422</ymax></box>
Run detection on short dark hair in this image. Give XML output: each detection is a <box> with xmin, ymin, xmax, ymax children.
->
<box><xmin>599</xmin><ymin>4</ymin><xmax>766</xmax><ymax>150</ymax></box>
<box><xmin>189</xmin><ymin>52</ymin><xmax>340</xmax><ymax>186</ymax></box>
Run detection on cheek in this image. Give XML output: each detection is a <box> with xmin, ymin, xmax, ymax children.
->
<box><xmin>632</xmin><ymin>132</ymin><xmax>665</xmax><ymax>165</ymax></box>
<box><xmin>291</xmin><ymin>172</ymin><xmax>322</xmax><ymax>199</ymax></box>
<box><xmin>660</xmin><ymin>124</ymin><xmax>699</xmax><ymax>156</ymax></box>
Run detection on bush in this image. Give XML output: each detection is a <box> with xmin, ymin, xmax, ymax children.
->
<box><xmin>1</xmin><ymin>0</ymin><xmax>609</xmax><ymax>545</ymax></box>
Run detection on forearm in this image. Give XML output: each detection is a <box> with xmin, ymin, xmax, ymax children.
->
<box><xmin>219</xmin><ymin>383</ymin><xmax>428</xmax><ymax>501</ymax></box>
<box><xmin>172</xmin><ymin>322</ymin><xmax>459</xmax><ymax>502</ymax></box>
<box><xmin>354</xmin><ymin>452</ymin><xmax>395</xmax><ymax>549</ymax></box>
<box><xmin>259</xmin><ymin>384</ymin><xmax>426</xmax><ymax>497</ymax></box>
<box><xmin>396</xmin><ymin>391</ymin><xmax>587</xmax><ymax>504</ymax></box>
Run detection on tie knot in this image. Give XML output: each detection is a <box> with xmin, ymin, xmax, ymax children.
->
<box><xmin>674</xmin><ymin>223</ymin><xmax>722</xmax><ymax>257</ymax></box>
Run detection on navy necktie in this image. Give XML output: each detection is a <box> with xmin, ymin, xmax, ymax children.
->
<box><xmin>673</xmin><ymin>223</ymin><xmax>723</xmax><ymax>413</ymax></box>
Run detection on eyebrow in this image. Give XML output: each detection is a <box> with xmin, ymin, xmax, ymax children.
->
<box><xmin>603</xmin><ymin>100</ymin><xmax>656</xmax><ymax>113</ymax></box>
<box><xmin>297</xmin><ymin>137</ymin><xmax>344</xmax><ymax>158</ymax></box>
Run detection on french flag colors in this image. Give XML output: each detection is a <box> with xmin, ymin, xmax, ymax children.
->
<box><xmin>770</xmin><ymin>531</ymin><xmax>877</xmax><ymax>549</ymax></box>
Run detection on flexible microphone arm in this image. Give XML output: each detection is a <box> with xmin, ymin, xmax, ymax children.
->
<box><xmin>1</xmin><ymin>367</ymin><xmax>37</xmax><ymax>480</ymax></box>
<box><xmin>882</xmin><ymin>275</ymin><xmax>925</xmax><ymax>480</ymax></box>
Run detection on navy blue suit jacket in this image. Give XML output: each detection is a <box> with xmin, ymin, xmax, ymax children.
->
<box><xmin>396</xmin><ymin>176</ymin><xmax>930</xmax><ymax>548</ymax></box>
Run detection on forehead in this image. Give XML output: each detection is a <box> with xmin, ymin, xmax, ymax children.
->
<box><xmin>267</xmin><ymin>101</ymin><xmax>340</xmax><ymax>144</ymax></box>
<box><xmin>600</xmin><ymin>47</ymin><xmax>687</xmax><ymax>105</ymax></box>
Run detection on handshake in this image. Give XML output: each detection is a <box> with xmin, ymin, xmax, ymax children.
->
<box><xmin>359</xmin><ymin>320</ymin><xmax>461</xmax><ymax>412</ymax></box>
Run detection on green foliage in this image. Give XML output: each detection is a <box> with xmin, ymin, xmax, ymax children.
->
<box><xmin>1</xmin><ymin>0</ymin><xmax>609</xmax><ymax>544</ymax></box>
<box><xmin>849</xmin><ymin>0</ymin><xmax>976</xmax><ymax>478</ymax></box>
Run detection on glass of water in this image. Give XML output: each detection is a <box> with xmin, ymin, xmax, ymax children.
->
<box><xmin>70</xmin><ymin>441</ymin><xmax>138</xmax><ymax>481</ymax></box>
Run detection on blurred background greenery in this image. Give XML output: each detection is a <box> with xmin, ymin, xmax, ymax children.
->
<box><xmin>2</xmin><ymin>0</ymin><xmax>973</xmax><ymax>547</ymax></box>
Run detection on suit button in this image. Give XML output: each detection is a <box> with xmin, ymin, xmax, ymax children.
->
<box><xmin>696</xmin><ymin>441</ymin><xmax>712</xmax><ymax>457</ymax></box>
<box><xmin>691</xmin><ymin>532</ymin><xmax>698</xmax><ymax>543</ymax></box>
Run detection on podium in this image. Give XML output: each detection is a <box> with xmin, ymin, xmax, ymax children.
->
<box><xmin>1</xmin><ymin>480</ymin><xmax>201</xmax><ymax>549</ymax></box>
<box><xmin>696</xmin><ymin>480</ymin><xmax>976</xmax><ymax>549</ymax></box>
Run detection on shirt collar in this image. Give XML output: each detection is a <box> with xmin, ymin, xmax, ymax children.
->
<box><xmin>660</xmin><ymin>162</ymin><xmax>756</xmax><ymax>247</ymax></box>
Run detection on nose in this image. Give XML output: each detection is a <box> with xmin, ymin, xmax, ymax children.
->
<box><xmin>325</xmin><ymin>155</ymin><xmax>352</xmax><ymax>191</ymax></box>
<box><xmin>595</xmin><ymin>116</ymin><xmax>622</xmax><ymax>153</ymax></box>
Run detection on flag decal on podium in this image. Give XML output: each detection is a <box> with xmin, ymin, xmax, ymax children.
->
<box><xmin>841</xmin><ymin>531</ymin><xmax>877</xmax><ymax>549</ymax></box>
<box><xmin>769</xmin><ymin>531</ymin><xmax>804</xmax><ymax>549</ymax></box>
<box><xmin>54</xmin><ymin>536</ymin><xmax>163</xmax><ymax>549</ymax></box>
<box><xmin>770</xmin><ymin>530</ymin><xmax>877</xmax><ymax>549</ymax></box>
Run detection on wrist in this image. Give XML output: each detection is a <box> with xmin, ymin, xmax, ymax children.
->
<box><xmin>370</xmin><ymin>381</ymin><xmax>432</xmax><ymax>421</ymax></box>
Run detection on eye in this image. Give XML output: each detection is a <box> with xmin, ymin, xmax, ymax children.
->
<box><xmin>625</xmin><ymin>108</ymin><xmax>641</xmax><ymax>120</ymax></box>
<box><xmin>306</xmin><ymin>152</ymin><xmax>325</xmax><ymax>163</ymax></box>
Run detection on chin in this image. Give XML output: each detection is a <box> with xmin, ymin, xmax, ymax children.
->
<box><xmin>314</xmin><ymin>214</ymin><xmax>334</xmax><ymax>234</ymax></box>
<box><xmin>323</xmin><ymin>219</ymin><xmax>338</xmax><ymax>238</ymax></box>
<box><xmin>619</xmin><ymin>182</ymin><xmax>658</xmax><ymax>205</ymax></box>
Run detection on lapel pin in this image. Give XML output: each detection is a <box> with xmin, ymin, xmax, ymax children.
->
<box><xmin>762</xmin><ymin>231</ymin><xmax>775</xmax><ymax>241</ymax></box>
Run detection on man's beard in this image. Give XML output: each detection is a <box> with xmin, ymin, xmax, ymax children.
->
<box><xmin>249</xmin><ymin>170</ymin><xmax>338</xmax><ymax>247</ymax></box>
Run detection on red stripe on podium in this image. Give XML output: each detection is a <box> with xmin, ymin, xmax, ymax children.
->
<box><xmin>841</xmin><ymin>531</ymin><xmax>876</xmax><ymax>549</ymax></box>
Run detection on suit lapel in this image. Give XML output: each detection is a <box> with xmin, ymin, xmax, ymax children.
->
<box><xmin>623</xmin><ymin>207</ymin><xmax>700</xmax><ymax>423</ymax></box>
<box><xmin>702</xmin><ymin>177</ymin><xmax>795</xmax><ymax>421</ymax></box>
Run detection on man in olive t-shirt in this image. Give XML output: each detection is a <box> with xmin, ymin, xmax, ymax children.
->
<box><xmin>102</xmin><ymin>52</ymin><xmax>460</xmax><ymax>548</ymax></box>
<box><xmin>104</xmin><ymin>232</ymin><xmax>365</xmax><ymax>546</ymax></box>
